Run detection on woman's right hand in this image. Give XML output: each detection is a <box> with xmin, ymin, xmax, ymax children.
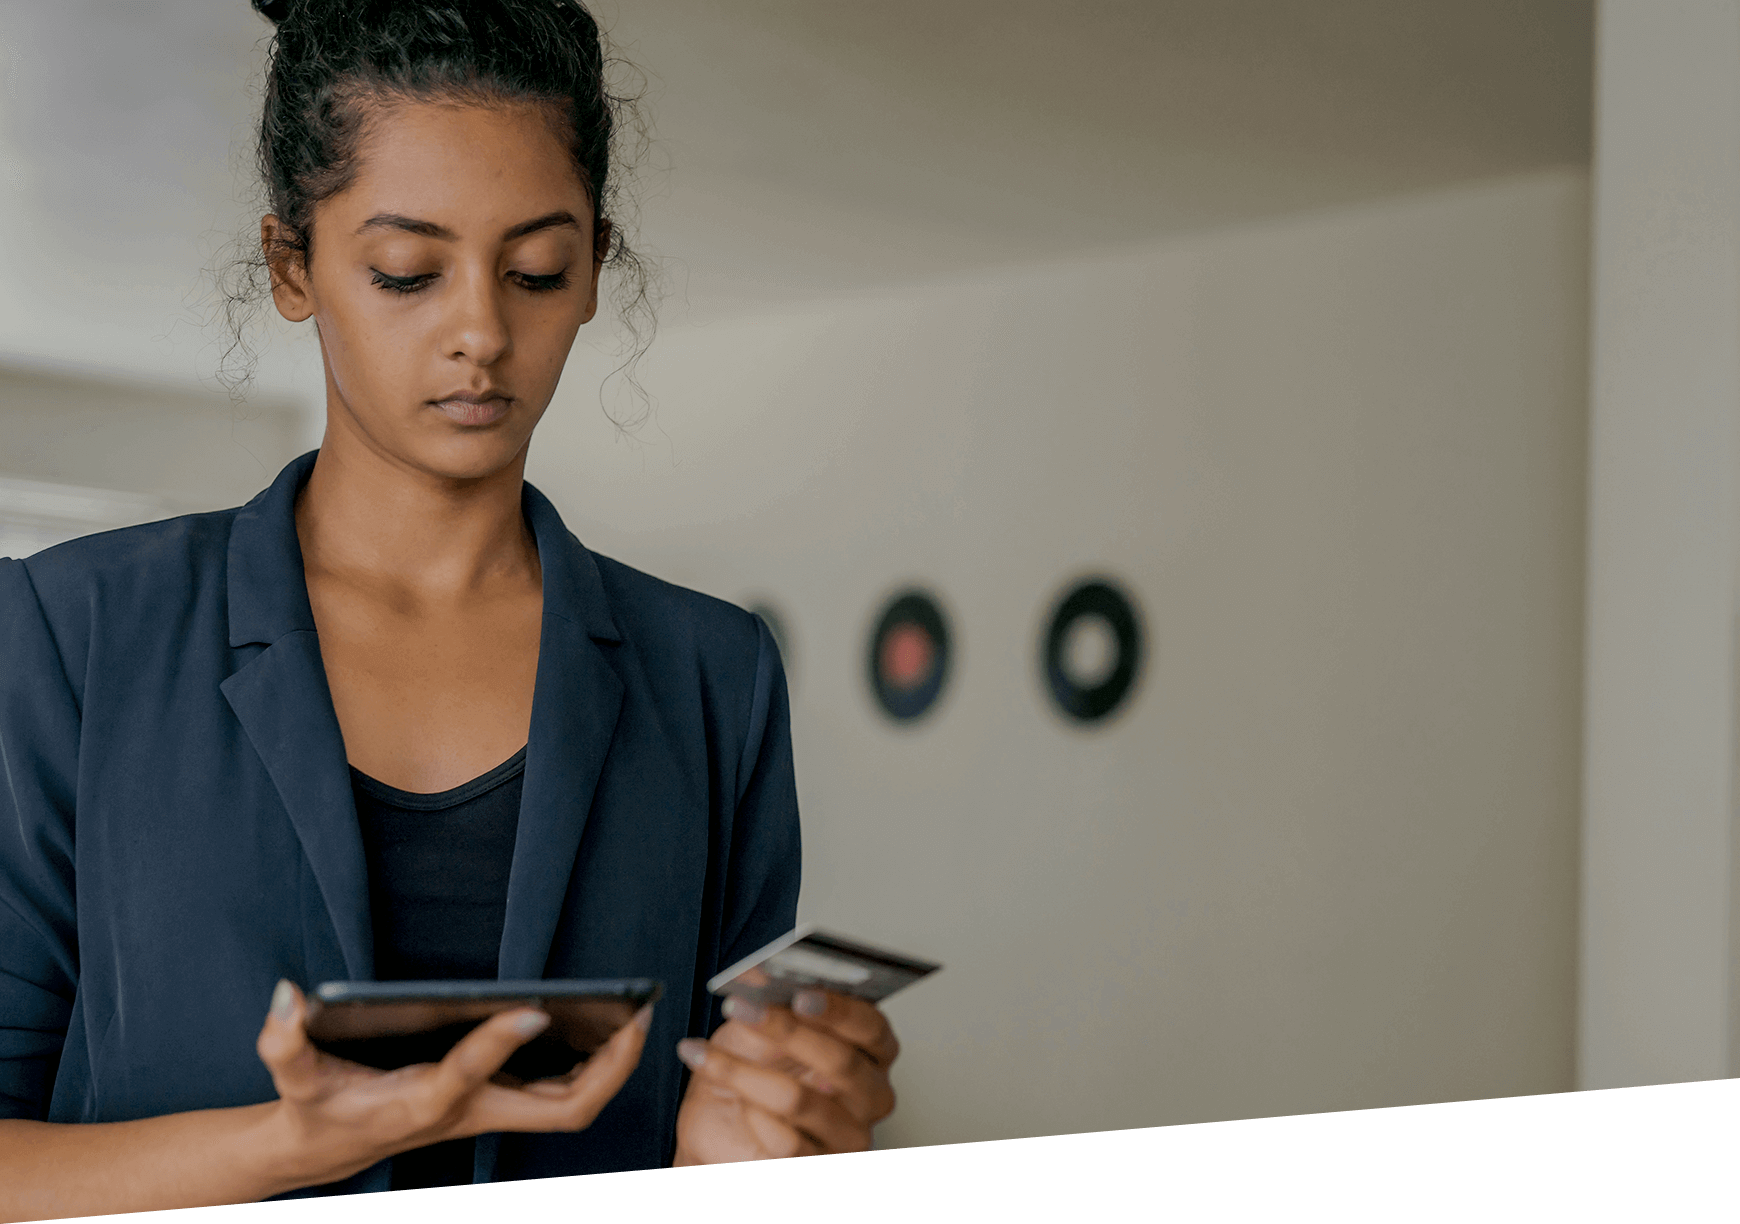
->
<box><xmin>253</xmin><ymin>980</ymin><xmax>649</xmax><ymax>1193</ymax></box>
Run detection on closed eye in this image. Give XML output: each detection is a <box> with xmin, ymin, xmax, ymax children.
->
<box><xmin>513</xmin><ymin>270</ymin><xmax>571</xmax><ymax>293</ymax></box>
<box><xmin>369</xmin><ymin>269</ymin><xmax>571</xmax><ymax>295</ymax></box>
<box><xmin>370</xmin><ymin>269</ymin><xmax>435</xmax><ymax>295</ymax></box>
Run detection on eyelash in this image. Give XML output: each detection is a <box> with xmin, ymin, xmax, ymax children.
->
<box><xmin>368</xmin><ymin>270</ymin><xmax>572</xmax><ymax>295</ymax></box>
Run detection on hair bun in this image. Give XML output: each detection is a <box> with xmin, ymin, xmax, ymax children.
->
<box><xmin>252</xmin><ymin>0</ymin><xmax>292</xmax><ymax>23</ymax></box>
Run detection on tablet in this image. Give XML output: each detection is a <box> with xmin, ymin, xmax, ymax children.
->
<box><xmin>304</xmin><ymin>978</ymin><xmax>662</xmax><ymax>1083</ymax></box>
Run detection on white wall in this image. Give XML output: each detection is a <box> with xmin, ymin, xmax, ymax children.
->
<box><xmin>1579</xmin><ymin>0</ymin><xmax>1740</xmax><ymax>1089</ymax></box>
<box><xmin>529</xmin><ymin>168</ymin><xmax>1591</xmax><ymax>1144</ymax></box>
<box><xmin>0</xmin><ymin>362</ymin><xmax>305</xmax><ymax>524</ymax></box>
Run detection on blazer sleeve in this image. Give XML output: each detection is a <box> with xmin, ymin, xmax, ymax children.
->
<box><xmin>0</xmin><ymin>559</ymin><xmax>80</xmax><ymax>1119</ymax></box>
<box><xmin>708</xmin><ymin>614</ymin><xmax>802</xmax><ymax>1031</ymax></box>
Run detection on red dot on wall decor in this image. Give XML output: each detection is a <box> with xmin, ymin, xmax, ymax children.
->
<box><xmin>866</xmin><ymin>588</ymin><xmax>952</xmax><ymax>723</ymax></box>
<box><xmin>880</xmin><ymin>623</ymin><xmax>936</xmax><ymax>691</ymax></box>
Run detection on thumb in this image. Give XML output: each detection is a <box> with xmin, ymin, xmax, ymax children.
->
<box><xmin>256</xmin><ymin>979</ymin><xmax>325</xmax><ymax>1101</ymax></box>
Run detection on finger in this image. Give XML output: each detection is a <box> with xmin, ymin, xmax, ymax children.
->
<box><xmin>676</xmin><ymin>1038</ymin><xmax>867</xmax><ymax>1153</ymax></box>
<box><xmin>426</xmin><ymin>1007</ymin><xmax>552</xmax><ymax>1110</ymax></box>
<box><xmin>708</xmin><ymin>1016</ymin><xmax>811</xmax><ymax>1080</ymax></box>
<box><xmin>790</xmin><ymin>990</ymin><xmax>899</xmax><ymax>1066</ymax></box>
<box><xmin>721</xmin><ymin>1001</ymin><xmax>861</xmax><ymax>1082</ymax></box>
<box><xmin>715</xmin><ymin>1005</ymin><xmax>892</xmax><ymax>1123</ymax></box>
<box><xmin>713</xmin><ymin>1011</ymin><xmax>847</xmax><ymax>1084</ymax></box>
<box><xmin>477</xmin><ymin>1004</ymin><xmax>651</xmax><ymax>1132</ymax></box>
<box><xmin>537</xmin><ymin>1003</ymin><xmax>650</xmax><ymax>1117</ymax></box>
<box><xmin>255</xmin><ymin>979</ymin><xmax>329</xmax><ymax>1101</ymax></box>
<box><xmin>704</xmin><ymin>1016</ymin><xmax>767</xmax><ymax>1059</ymax></box>
<box><xmin>740</xmin><ymin>1102</ymin><xmax>824</xmax><ymax>1159</ymax></box>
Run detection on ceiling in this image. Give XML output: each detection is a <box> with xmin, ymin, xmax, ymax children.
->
<box><xmin>603</xmin><ymin>0</ymin><xmax>1592</xmax><ymax>311</ymax></box>
<box><xmin>0</xmin><ymin>0</ymin><xmax>1592</xmax><ymax>361</ymax></box>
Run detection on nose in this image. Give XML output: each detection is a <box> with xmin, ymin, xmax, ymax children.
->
<box><xmin>443</xmin><ymin>265</ymin><xmax>511</xmax><ymax>367</ymax></box>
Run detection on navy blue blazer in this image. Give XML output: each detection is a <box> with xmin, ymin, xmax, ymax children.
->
<box><xmin>0</xmin><ymin>450</ymin><xmax>801</xmax><ymax>1194</ymax></box>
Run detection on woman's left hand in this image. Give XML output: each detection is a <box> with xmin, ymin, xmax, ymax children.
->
<box><xmin>671</xmin><ymin>989</ymin><xmax>898</xmax><ymax>1163</ymax></box>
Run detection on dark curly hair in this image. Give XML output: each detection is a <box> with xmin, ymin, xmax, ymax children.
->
<box><xmin>219</xmin><ymin>0</ymin><xmax>657</xmax><ymax>426</ymax></box>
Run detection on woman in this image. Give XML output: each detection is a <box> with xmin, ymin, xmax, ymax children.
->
<box><xmin>0</xmin><ymin>0</ymin><xmax>899</xmax><ymax>1215</ymax></box>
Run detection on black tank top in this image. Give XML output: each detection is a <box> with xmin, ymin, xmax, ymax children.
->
<box><xmin>352</xmin><ymin>746</ymin><xmax>526</xmax><ymax>1190</ymax></box>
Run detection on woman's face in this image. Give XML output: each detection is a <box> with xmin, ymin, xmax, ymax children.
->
<box><xmin>266</xmin><ymin>99</ymin><xmax>603</xmax><ymax>482</ymax></box>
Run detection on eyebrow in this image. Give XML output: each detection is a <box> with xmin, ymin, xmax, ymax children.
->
<box><xmin>354</xmin><ymin>211</ymin><xmax>583</xmax><ymax>241</ymax></box>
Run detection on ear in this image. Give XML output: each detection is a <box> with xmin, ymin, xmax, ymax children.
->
<box><xmin>261</xmin><ymin>215</ymin><xmax>314</xmax><ymax>323</ymax></box>
<box><xmin>580</xmin><ymin>217</ymin><xmax>612</xmax><ymax>325</ymax></box>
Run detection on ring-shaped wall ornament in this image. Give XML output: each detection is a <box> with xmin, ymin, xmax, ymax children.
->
<box><xmin>867</xmin><ymin>588</ymin><xmax>952</xmax><ymax>723</ymax></box>
<box><xmin>1042</xmin><ymin>577</ymin><xmax>1143</xmax><ymax>724</ymax></box>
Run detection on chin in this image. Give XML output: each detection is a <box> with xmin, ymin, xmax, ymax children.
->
<box><xmin>409</xmin><ymin>429</ymin><xmax>531</xmax><ymax>484</ymax></box>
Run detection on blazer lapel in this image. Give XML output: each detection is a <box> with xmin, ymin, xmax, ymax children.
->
<box><xmin>215</xmin><ymin>459</ymin><xmax>622</xmax><ymax>985</ymax></box>
<box><xmin>498</xmin><ymin>483</ymin><xmax>625</xmax><ymax>979</ymax></box>
<box><xmin>220</xmin><ymin>452</ymin><xmax>374</xmax><ymax>981</ymax></box>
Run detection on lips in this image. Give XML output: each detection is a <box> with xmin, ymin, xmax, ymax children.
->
<box><xmin>430</xmin><ymin>392</ymin><xmax>512</xmax><ymax>427</ymax></box>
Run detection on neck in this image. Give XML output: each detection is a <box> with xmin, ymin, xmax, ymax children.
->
<box><xmin>295</xmin><ymin>414</ymin><xmax>540</xmax><ymax>602</ymax></box>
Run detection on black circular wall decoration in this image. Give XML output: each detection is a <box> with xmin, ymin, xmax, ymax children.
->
<box><xmin>867</xmin><ymin>589</ymin><xmax>952</xmax><ymax>723</ymax></box>
<box><xmin>1042</xmin><ymin>577</ymin><xmax>1143</xmax><ymax>724</ymax></box>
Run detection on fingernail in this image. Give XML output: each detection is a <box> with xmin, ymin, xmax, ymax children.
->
<box><xmin>793</xmin><ymin>989</ymin><xmax>827</xmax><ymax>1017</ymax></box>
<box><xmin>270</xmin><ymin>979</ymin><xmax>295</xmax><ymax>1023</ymax></box>
<box><xmin>675</xmin><ymin>1038</ymin><xmax>708</xmax><ymax>1070</ymax></box>
<box><xmin>721</xmin><ymin>996</ymin><xmax>765</xmax><ymax>1024</ymax></box>
<box><xmin>513</xmin><ymin>1010</ymin><xmax>551</xmax><ymax>1037</ymax></box>
<box><xmin>633</xmin><ymin>1003</ymin><xmax>654</xmax><ymax>1033</ymax></box>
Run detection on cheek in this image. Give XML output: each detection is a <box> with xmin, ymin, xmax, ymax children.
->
<box><xmin>317</xmin><ymin>287</ymin><xmax>429</xmax><ymax>397</ymax></box>
<box><xmin>510</xmin><ymin>299</ymin><xmax>589</xmax><ymax>379</ymax></box>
